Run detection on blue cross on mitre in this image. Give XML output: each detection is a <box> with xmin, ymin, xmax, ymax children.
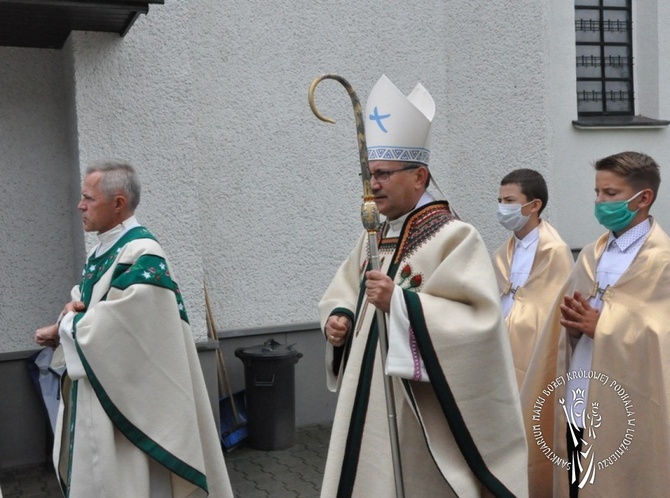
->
<box><xmin>369</xmin><ymin>106</ymin><xmax>391</xmax><ymax>133</ymax></box>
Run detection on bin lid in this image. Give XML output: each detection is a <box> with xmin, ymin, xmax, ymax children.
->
<box><xmin>235</xmin><ymin>339</ymin><xmax>302</xmax><ymax>360</ymax></box>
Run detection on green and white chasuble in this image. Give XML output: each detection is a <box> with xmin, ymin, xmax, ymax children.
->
<box><xmin>53</xmin><ymin>224</ymin><xmax>232</xmax><ymax>497</ymax></box>
<box><xmin>320</xmin><ymin>201</ymin><xmax>529</xmax><ymax>498</ymax></box>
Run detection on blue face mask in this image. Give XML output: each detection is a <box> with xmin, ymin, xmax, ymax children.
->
<box><xmin>594</xmin><ymin>191</ymin><xmax>643</xmax><ymax>232</ymax></box>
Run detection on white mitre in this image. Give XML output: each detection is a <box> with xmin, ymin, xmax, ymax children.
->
<box><xmin>365</xmin><ymin>74</ymin><xmax>435</xmax><ymax>166</ymax></box>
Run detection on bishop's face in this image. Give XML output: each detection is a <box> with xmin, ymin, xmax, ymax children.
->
<box><xmin>369</xmin><ymin>160</ymin><xmax>425</xmax><ymax>221</ymax></box>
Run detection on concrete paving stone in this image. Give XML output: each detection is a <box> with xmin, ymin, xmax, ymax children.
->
<box><xmin>246</xmin><ymin>470</ymin><xmax>283</xmax><ymax>485</ymax></box>
<box><xmin>291</xmin><ymin>467</ymin><xmax>324</xmax><ymax>482</ymax></box>
<box><xmin>229</xmin><ymin>459</ymin><xmax>265</xmax><ymax>475</ymax></box>
<box><xmin>283</xmin><ymin>481</ymin><xmax>320</xmax><ymax>496</ymax></box>
<box><xmin>231</xmin><ymin>479</ymin><xmax>269</xmax><ymax>497</ymax></box>
<box><xmin>228</xmin><ymin>473</ymin><xmax>250</xmax><ymax>486</ymax></box>
<box><xmin>262</xmin><ymin>490</ymin><xmax>301</xmax><ymax>498</ymax></box>
<box><xmin>271</xmin><ymin>472</ymin><xmax>306</xmax><ymax>486</ymax></box>
<box><xmin>257</xmin><ymin>464</ymin><xmax>294</xmax><ymax>477</ymax></box>
<box><xmin>231</xmin><ymin>462</ymin><xmax>264</xmax><ymax>475</ymax></box>
<box><xmin>287</xmin><ymin>446</ymin><xmax>322</xmax><ymax>458</ymax></box>
<box><xmin>0</xmin><ymin>424</ymin><xmax>331</xmax><ymax>498</ymax></box>
<box><xmin>283</xmin><ymin>451</ymin><xmax>315</xmax><ymax>464</ymax></box>
<box><xmin>248</xmin><ymin>455</ymin><xmax>288</xmax><ymax>468</ymax></box>
<box><xmin>295</xmin><ymin>458</ymin><xmax>325</xmax><ymax>474</ymax></box>
<box><xmin>254</xmin><ymin>478</ymin><xmax>293</xmax><ymax>494</ymax></box>
<box><xmin>275</xmin><ymin>477</ymin><xmax>320</xmax><ymax>491</ymax></box>
<box><xmin>246</xmin><ymin>491</ymin><xmax>297</xmax><ymax>498</ymax></box>
<box><xmin>305</xmin><ymin>462</ymin><xmax>326</xmax><ymax>475</ymax></box>
<box><xmin>226</xmin><ymin>448</ymin><xmax>267</xmax><ymax>462</ymax></box>
<box><xmin>295</xmin><ymin>435</ymin><xmax>328</xmax><ymax>448</ymax></box>
<box><xmin>297</xmin><ymin>433</ymin><xmax>329</xmax><ymax>447</ymax></box>
<box><xmin>268</xmin><ymin>454</ymin><xmax>305</xmax><ymax>469</ymax></box>
<box><xmin>265</xmin><ymin>470</ymin><xmax>304</xmax><ymax>484</ymax></box>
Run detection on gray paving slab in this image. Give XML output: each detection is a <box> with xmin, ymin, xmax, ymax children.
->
<box><xmin>0</xmin><ymin>423</ymin><xmax>332</xmax><ymax>498</ymax></box>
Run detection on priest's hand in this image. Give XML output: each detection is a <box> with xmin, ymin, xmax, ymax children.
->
<box><xmin>365</xmin><ymin>270</ymin><xmax>394</xmax><ymax>313</ymax></box>
<box><xmin>560</xmin><ymin>291</ymin><xmax>598</xmax><ymax>339</ymax></box>
<box><xmin>62</xmin><ymin>300</ymin><xmax>85</xmax><ymax>315</ymax></box>
<box><xmin>325</xmin><ymin>315</ymin><xmax>351</xmax><ymax>348</ymax></box>
<box><xmin>35</xmin><ymin>323</ymin><xmax>60</xmax><ymax>349</ymax></box>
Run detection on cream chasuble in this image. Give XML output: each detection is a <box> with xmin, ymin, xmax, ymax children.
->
<box><xmin>521</xmin><ymin>220</ymin><xmax>670</xmax><ymax>498</ymax></box>
<box><xmin>492</xmin><ymin>220</ymin><xmax>573</xmax><ymax>390</ymax></box>
<box><xmin>320</xmin><ymin>201</ymin><xmax>528</xmax><ymax>498</ymax></box>
<box><xmin>52</xmin><ymin>226</ymin><xmax>233</xmax><ymax>498</ymax></box>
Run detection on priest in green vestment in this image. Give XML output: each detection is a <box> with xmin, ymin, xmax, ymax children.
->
<box><xmin>319</xmin><ymin>75</ymin><xmax>528</xmax><ymax>498</ymax></box>
<box><xmin>35</xmin><ymin>161</ymin><xmax>232</xmax><ymax>497</ymax></box>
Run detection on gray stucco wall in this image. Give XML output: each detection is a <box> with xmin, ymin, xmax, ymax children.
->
<box><xmin>0</xmin><ymin>48</ymin><xmax>79</xmax><ymax>352</ymax></box>
<box><xmin>549</xmin><ymin>0</ymin><xmax>670</xmax><ymax>250</ymax></box>
<box><xmin>66</xmin><ymin>0</ymin><xmax>208</xmax><ymax>340</ymax></box>
<box><xmin>2</xmin><ymin>0</ymin><xmax>670</xmax><ymax>473</ymax></box>
<box><xmin>192</xmin><ymin>0</ymin><xmax>457</xmax><ymax>331</ymax></box>
<box><xmin>2</xmin><ymin>0</ymin><xmax>669</xmax><ymax>354</ymax></box>
<box><xmin>442</xmin><ymin>0</ymin><xmax>552</xmax><ymax>249</ymax></box>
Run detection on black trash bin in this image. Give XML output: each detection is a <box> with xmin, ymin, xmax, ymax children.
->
<box><xmin>235</xmin><ymin>339</ymin><xmax>303</xmax><ymax>450</ymax></box>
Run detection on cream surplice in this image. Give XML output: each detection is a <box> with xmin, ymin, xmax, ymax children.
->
<box><xmin>320</xmin><ymin>201</ymin><xmax>528</xmax><ymax>498</ymax></box>
<box><xmin>492</xmin><ymin>220</ymin><xmax>573</xmax><ymax>390</ymax></box>
<box><xmin>521</xmin><ymin>220</ymin><xmax>670</xmax><ymax>498</ymax></box>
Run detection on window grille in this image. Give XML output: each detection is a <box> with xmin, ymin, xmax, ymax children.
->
<box><xmin>575</xmin><ymin>0</ymin><xmax>633</xmax><ymax>116</ymax></box>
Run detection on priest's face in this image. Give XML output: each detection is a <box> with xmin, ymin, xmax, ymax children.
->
<box><xmin>78</xmin><ymin>172</ymin><xmax>121</xmax><ymax>234</ymax></box>
<box><xmin>369</xmin><ymin>160</ymin><xmax>426</xmax><ymax>220</ymax></box>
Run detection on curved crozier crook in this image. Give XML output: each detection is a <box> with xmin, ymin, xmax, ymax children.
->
<box><xmin>308</xmin><ymin>74</ymin><xmax>379</xmax><ymax>232</ymax></box>
<box><xmin>307</xmin><ymin>74</ymin><xmax>372</xmax><ymax>188</ymax></box>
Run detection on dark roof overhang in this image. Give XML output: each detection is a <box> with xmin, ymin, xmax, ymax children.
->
<box><xmin>0</xmin><ymin>0</ymin><xmax>164</xmax><ymax>49</ymax></box>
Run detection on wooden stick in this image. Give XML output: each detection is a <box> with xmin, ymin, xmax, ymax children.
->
<box><xmin>204</xmin><ymin>282</ymin><xmax>240</xmax><ymax>424</ymax></box>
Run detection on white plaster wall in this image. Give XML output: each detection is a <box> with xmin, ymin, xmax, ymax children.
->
<box><xmin>190</xmin><ymin>0</ymin><xmax>670</xmax><ymax>329</ymax></box>
<box><xmin>442</xmin><ymin>0</ymin><xmax>554</xmax><ymax>254</ymax></box>
<box><xmin>3</xmin><ymin>0</ymin><xmax>670</xmax><ymax>352</ymax></box>
<box><xmin>192</xmin><ymin>0</ymin><xmax>452</xmax><ymax>329</ymax></box>
<box><xmin>550</xmin><ymin>0</ymin><xmax>670</xmax><ymax>249</ymax></box>
<box><xmin>0</xmin><ymin>48</ymin><xmax>79</xmax><ymax>352</ymax></box>
<box><xmin>65</xmin><ymin>1</ymin><xmax>208</xmax><ymax>340</ymax></box>
<box><xmin>191</xmin><ymin>0</ymin><xmax>556</xmax><ymax>330</ymax></box>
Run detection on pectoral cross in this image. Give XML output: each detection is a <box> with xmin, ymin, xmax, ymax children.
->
<box><xmin>590</xmin><ymin>281</ymin><xmax>609</xmax><ymax>301</ymax></box>
<box><xmin>504</xmin><ymin>281</ymin><xmax>519</xmax><ymax>298</ymax></box>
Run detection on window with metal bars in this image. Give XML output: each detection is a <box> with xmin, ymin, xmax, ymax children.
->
<box><xmin>575</xmin><ymin>0</ymin><xmax>633</xmax><ymax>116</ymax></box>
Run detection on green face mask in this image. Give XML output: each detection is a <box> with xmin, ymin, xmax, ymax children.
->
<box><xmin>594</xmin><ymin>191</ymin><xmax>643</xmax><ymax>232</ymax></box>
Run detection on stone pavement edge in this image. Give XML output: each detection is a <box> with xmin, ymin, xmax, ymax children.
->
<box><xmin>0</xmin><ymin>423</ymin><xmax>332</xmax><ymax>498</ymax></box>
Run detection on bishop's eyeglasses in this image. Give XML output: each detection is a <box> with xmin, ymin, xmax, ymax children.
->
<box><xmin>361</xmin><ymin>165</ymin><xmax>420</xmax><ymax>183</ymax></box>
